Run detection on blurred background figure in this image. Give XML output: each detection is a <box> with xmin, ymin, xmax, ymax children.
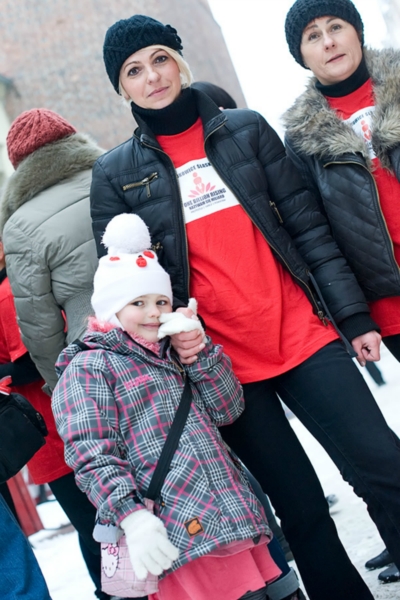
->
<box><xmin>0</xmin><ymin>110</ymin><xmax>112</xmax><ymax>600</ymax></box>
<box><xmin>0</xmin><ymin>494</ymin><xmax>52</xmax><ymax>600</ymax></box>
<box><xmin>191</xmin><ymin>81</ymin><xmax>238</xmax><ymax>110</ymax></box>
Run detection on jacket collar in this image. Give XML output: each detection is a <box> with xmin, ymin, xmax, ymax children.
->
<box><xmin>87</xmin><ymin>327</ymin><xmax>172</xmax><ymax>361</ymax></box>
<box><xmin>283</xmin><ymin>48</ymin><xmax>400</xmax><ymax>170</ymax></box>
<box><xmin>133</xmin><ymin>88</ymin><xmax>227</xmax><ymax>149</ymax></box>
<box><xmin>0</xmin><ymin>133</ymin><xmax>104</xmax><ymax>232</ymax></box>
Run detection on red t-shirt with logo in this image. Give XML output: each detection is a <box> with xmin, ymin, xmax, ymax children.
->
<box><xmin>0</xmin><ymin>277</ymin><xmax>71</xmax><ymax>484</ymax></box>
<box><xmin>157</xmin><ymin>118</ymin><xmax>337</xmax><ymax>383</ymax></box>
<box><xmin>327</xmin><ymin>80</ymin><xmax>400</xmax><ymax>337</ymax></box>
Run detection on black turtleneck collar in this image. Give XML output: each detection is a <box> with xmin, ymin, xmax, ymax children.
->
<box><xmin>0</xmin><ymin>268</ymin><xmax>6</xmax><ymax>285</ymax></box>
<box><xmin>316</xmin><ymin>54</ymin><xmax>370</xmax><ymax>98</ymax></box>
<box><xmin>130</xmin><ymin>87</ymin><xmax>199</xmax><ymax>136</ymax></box>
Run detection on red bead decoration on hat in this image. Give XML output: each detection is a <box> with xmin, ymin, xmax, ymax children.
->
<box><xmin>136</xmin><ymin>256</ymin><xmax>147</xmax><ymax>267</ymax></box>
<box><xmin>109</xmin><ymin>256</ymin><xmax>120</xmax><ymax>261</ymax></box>
<box><xmin>143</xmin><ymin>250</ymin><xmax>154</xmax><ymax>259</ymax></box>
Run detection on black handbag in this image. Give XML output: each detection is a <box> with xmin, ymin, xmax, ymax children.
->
<box><xmin>0</xmin><ymin>376</ymin><xmax>48</xmax><ymax>484</ymax></box>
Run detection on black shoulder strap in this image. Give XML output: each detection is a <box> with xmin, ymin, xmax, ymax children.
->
<box><xmin>73</xmin><ymin>340</ymin><xmax>91</xmax><ymax>352</ymax></box>
<box><xmin>146</xmin><ymin>377</ymin><xmax>192</xmax><ymax>501</ymax></box>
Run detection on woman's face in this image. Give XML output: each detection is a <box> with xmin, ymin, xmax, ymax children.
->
<box><xmin>120</xmin><ymin>46</ymin><xmax>182</xmax><ymax>109</ymax></box>
<box><xmin>300</xmin><ymin>16</ymin><xmax>363</xmax><ymax>85</ymax></box>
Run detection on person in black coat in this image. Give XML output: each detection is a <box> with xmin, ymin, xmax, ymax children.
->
<box><xmin>89</xmin><ymin>13</ymin><xmax>400</xmax><ymax>600</ymax></box>
<box><xmin>283</xmin><ymin>0</ymin><xmax>400</xmax><ymax>583</ymax></box>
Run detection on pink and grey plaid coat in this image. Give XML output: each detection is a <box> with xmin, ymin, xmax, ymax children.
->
<box><xmin>52</xmin><ymin>327</ymin><xmax>271</xmax><ymax>571</ymax></box>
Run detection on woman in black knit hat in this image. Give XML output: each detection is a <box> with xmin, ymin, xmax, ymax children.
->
<box><xmin>89</xmin><ymin>13</ymin><xmax>400</xmax><ymax>600</ymax></box>
<box><xmin>283</xmin><ymin>0</ymin><xmax>400</xmax><ymax>584</ymax></box>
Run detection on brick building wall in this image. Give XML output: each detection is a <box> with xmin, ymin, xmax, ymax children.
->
<box><xmin>0</xmin><ymin>0</ymin><xmax>246</xmax><ymax>149</ymax></box>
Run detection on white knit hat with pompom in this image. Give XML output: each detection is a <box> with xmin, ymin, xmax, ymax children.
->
<box><xmin>91</xmin><ymin>214</ymin><xmax>173</xmax><ymax>324</ymax></box>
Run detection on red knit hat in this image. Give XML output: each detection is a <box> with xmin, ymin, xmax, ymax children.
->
<box><xmin>6</xmin><ymin>108</ymin><xmax>77</xmax><ymax>168</ymax></box>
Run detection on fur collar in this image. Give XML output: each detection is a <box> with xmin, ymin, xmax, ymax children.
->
<box><xmin>0</xmin><ymin>133</ymin><xmax>104</xmax><ymax>231</ymax></box>
<box><xmin>283</xmin><ymin>48</ymin><xmax>400</xmax><ymax>170</ymax></box>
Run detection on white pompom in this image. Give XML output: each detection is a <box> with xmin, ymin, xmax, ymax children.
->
<box><xmin>102</xmin><ymin>213</ymin><xmax>151</xmax><ymax>254</ymax></box>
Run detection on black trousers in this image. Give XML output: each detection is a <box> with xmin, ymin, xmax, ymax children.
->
<box><xmin>221</xmin><ymin>340</ymin><xmax>400</xmax><ymax>600</ymax></box>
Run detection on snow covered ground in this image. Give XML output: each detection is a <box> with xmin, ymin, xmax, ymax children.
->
<box><xmin>31</xmin><ymin>346</ymin><xmax>400</xmax><ymax>600</ymax></box>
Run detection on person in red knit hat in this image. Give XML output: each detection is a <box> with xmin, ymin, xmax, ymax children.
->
<box><xmin>6</xmin><ymin>108</ymin><xmax>77</xmax><ymax>168</ymax></box>
<box><xmin>283</xmin><ymin>0</ymin><xmax>400</xmax><ymax>583</ymax></box>
<box><xmin>0</xmin><ymin>110</ymin><xmax>113</xmax><ymax>599</ymax></box>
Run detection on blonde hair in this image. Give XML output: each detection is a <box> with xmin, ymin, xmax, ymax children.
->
<box><xmin>119</xmin><ymin>45</ymin><xmax>193</xmax><ymax>107</ymax></box>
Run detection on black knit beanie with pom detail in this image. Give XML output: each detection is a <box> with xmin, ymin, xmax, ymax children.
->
<box><xmin>103</xmin><ymin>14</ymin><xmax>183</xmax><ymax>93</ymax></box>
<box><xmin>285</xmin><ymin>0</ymin><xmax>364</xmax><ymax>68</ymax></box>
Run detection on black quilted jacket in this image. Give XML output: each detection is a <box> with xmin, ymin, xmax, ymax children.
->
<box><xmin>284</xmin><ymin>49</ymin><xmax>400</xmax><ymax>302</ymax></box>
<box><xmin>90</xmin><ymin>90</ymin><xmax>371</xmax><ymax>337</ymax></box>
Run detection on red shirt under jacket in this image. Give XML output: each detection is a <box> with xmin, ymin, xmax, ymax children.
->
<box><xmin>157</xmin><ymin>118</ymin><xmax>337</xmax><ymax>383</ymax></box>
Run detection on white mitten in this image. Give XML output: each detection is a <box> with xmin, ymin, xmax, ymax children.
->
<box><xmin>120</xmin><ymin>509</ymin><xmax>179</xmax><ymax>580</ymax></box>
<box><xmin>158</xmin><ymin>298</ymin><xmax>205</xmax><ymax>339</ymax></box>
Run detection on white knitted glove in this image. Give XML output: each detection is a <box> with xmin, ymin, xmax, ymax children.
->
<box><xmin>120</xmin><ymin>510</ymin><xmax>179</xmax><ymax>580</ymax></box>
<box><xmin>158</xmin><ymin>298</ymin><xmax>205</xmax><ymax>339</ymax></box>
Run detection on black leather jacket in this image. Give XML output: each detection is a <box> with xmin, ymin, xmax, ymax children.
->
<box><xmin>285</xmin><ymin>143</ymin><xmax>400</xmax><ymax>302</ymax></box>
<box><xmin>283</xmin><ymin>49</ymin><xmax>400</xmax><ymax>302</ymax></box>
<box><xmin>90</xmin><ymin>90</ymin><xmax>372</xmax><ymax>340</ymax></box>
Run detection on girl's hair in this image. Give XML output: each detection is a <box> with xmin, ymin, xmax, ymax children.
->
<box><xmin>119</xmin><ymin>45</ymin><xmax>193</xmax><ymax>107</ymax></box>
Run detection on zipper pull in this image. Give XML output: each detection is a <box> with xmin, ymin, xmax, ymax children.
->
<box><xmin>269</xmin><ymin>201</ymin><xmax>283</xmax><ymax>223</ymax></box>
<box><xmin>318</xmin><ymin>311</ymin><xmax>329</xmax><ymax>326</ymax></box>
<box><xmin>151</xmin><ymin>241</ymin><xmax>162</xmax><ymax>253</ymax></box>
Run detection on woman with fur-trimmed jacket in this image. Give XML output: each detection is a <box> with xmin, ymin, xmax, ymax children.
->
<box><xmin>283</xmin><ymin>0</ymin><xmax>400</xmax><ymax>583</ymax></box>
<box><xmin>284</xmin><ymin>0</ymin><xmax>400</xmax><ymax>364</ymax></box>
<box><xmin>0</xmin><ymin>108</ymin><xmax>112</xmax><ymax>600</ymax></box>
<box><xmin>1</xmin><ymin>108</ymin><xmax>103</xmax><ymax>393</ymax></box>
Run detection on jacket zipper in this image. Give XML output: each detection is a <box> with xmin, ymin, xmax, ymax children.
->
<box><xmin>203</xmin><ymin>126</ymin><xmax>323</xmax><ymax>318</ymax></box>
<box><xmin>135</xmin><ymin>134</ymin><xmax>191</xmax><ymax>297</ymax></box>
<box><xmin>151</xmin><ymin>241</ymin><xmax>163</xmax><ymax>253</ymax></box>
<box><xmin>122</xmin><ymin>172</ymin><xmax>158</xmax><ymax>197</ymax></box>
<box><xmin>269</xmin><ymin>201</ymin><xmax>283</xmax><ymax>223</ymax></box>
<box><xmin>323</xmin><ymin>159</ymin><xmax>398</xmax><ymax>271</ymax></box>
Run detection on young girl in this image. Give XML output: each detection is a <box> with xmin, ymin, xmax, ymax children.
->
<box><xmin>52</xmin><ymin>214</ymin><xmax>281</xmax><ymax>600</ymax></box>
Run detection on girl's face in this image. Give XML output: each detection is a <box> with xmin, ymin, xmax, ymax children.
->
<box><xmin>119</xmin><ymin>46</ymin><xmax>182</xmax><ymax>109</ymax></box>
<box><xmin>116</xmin><ymin>294</ymin><xmax>172</xmax><ymax>343</ymax></box>
<box><xmin>300</xmin><ymin>17</ymin><xmax>363</xmax><ymax>85</ymax></box>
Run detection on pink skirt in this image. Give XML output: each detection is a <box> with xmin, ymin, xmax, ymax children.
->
<box><xmin>149</xmin><ymin>542</ymin><xmax>281</xmax><ymax>600</ymax></box>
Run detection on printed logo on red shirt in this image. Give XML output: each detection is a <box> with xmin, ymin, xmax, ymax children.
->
<box><xmin>177</xmin><ymin>158</ymin><xmax>239</xmax><ymax>224</ymax></box>
<box><xmin>344</xmin><ymin>106</ymin><xmax>376</xmax><ymax>158</ymax></box>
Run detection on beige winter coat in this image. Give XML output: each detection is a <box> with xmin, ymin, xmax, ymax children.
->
<box><xmin>1</xmin><ymin>133</ymin><xmax>104</xmax><ymax>391</ymax></box>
